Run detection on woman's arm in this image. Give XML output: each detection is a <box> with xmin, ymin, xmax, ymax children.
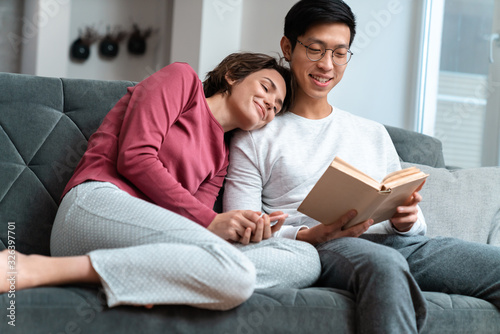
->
<box><xmin>116</xmin><ymin>63</ymin><xmax>216</xmax><ymax>227</ymax></box>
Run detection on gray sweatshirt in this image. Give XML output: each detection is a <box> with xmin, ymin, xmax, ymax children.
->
<box><xmin>223</xmin><ymin>107</ymin><xmax>426</xmax><ymax>239</ymax></box>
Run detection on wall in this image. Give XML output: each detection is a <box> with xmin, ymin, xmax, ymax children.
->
<box><xmin>239</xmin><ymin>0</ymin><xmax>423</xmax><ymax>129</ymax></box>
<box><xmin>0</xmin><ymin>0</ymin><xmax>24</xmax><ymax>73</ymax></box>
<box><xmin>16</xmin><ymin>0</ymin><xmax>423</xmax><ymax>128</ymax></box>
<box><xmin>170</xmin><ymin>0</ymin><xmax>243</xmax><ymax>80</ymax></box>
<box><xmin>337</xmin><ymin>0</ymin><xmax>422</xmax><ymax>128</ymax></box>
<box><xmin>20</xmin><ymin>0</ymin><xmax>171</xmax><ymax>81</ymax></box>
<box><xmin>67</xmin><ymin>0</ymin><xmax>171</xmax><ymax>81</ymax></box>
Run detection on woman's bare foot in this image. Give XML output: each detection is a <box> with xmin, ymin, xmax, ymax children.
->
<box><xmin>0</xmin><ymin>249</ymin><xmax>100</xmax><ymax>293</ymax></box>
<box><xmin>0</xmin><ymin>249</ymin><xmax>40</xmax><ymax>292</ymax></box>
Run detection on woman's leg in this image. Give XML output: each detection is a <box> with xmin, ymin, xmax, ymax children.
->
<box><xmin>14</xmin><ymin>181</ymin><xmax>256</xmax><ymax>310</ymax></box>
<box><xmin>234</xmin><ymin>237</ymin><xmax>321</xmax><ymax>289</ymax></box>
<box><xmin>315</xmin><ymin>237</ymin><xmax>427</xmax><ymax>334</ymax></box>
<box><xmin>0</xmin><ymin>252</ymin><xmax>99</xmax><ymax>291</ymax></box>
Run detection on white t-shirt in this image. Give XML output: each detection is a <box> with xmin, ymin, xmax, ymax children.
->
<box><xmin>223</xmin><ymin>108</ymin><xmax>427</xmax><ymax>239</ymax></box>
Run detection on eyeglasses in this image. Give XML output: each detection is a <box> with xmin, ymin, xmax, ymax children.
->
<box><xmin>296</xmin><ymin>39</ymin><xmax>353</xmax><ymax>65</ymax></box>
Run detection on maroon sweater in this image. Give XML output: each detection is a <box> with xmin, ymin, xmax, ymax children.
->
<box><xmin>62</xmin><ymin>63</ymin><xmax>227</xmax><ymax>227</ymax></box>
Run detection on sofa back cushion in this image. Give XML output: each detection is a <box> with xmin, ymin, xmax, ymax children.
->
<box><xmin>0</xmin><ymin>73</ymin><xmax>134</xmax><ymax>255</ymax></box>
<box><xmin>385</xmin><ymin>125</ymin><xmax>446</xmax><ymax>168</ymax></box>
<box><xmin>402</xmin><ymin>162</ymin><xmax>500</xmax><ymax>245</ymax></box>
<box><xmin>0</xmin><ymin>72</ymin><xmax>447</xmax><ymax>255</ymax></box>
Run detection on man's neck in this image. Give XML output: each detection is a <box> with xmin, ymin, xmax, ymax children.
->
<box><xmin>290</xmin><ymin>96</ymin><xmax>332</xmax><ymax>120</ymax></box>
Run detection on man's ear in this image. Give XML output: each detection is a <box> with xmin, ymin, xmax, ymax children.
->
<box><xmin>280</xmin><ymin>36</ymin><xmax>292</xmax><ymax>61</ymax></box>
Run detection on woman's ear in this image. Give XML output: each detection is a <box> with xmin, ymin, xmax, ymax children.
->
<box><xmin>225</xmin><ymin>72</ymin><xmax>236</xmax><ymax>86</ymax></box>
<box><xmin>280</xmin><ymin>36</ymin><xmax>292</xmax><ymax>61</ymax></box>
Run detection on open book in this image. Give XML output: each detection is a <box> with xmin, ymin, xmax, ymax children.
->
<box><xmin>297</xmin><ymin>157</ymin><xmax>428</xmax><ymax>229</ymax></box>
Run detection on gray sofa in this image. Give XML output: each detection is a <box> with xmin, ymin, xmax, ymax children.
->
<box><xmin>1</xmin><ymin>72</ymin><xmax>500</xmax><ymax>333</ymax></box>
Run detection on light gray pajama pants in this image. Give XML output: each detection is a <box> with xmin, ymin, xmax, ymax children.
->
<box><xmin>50</xmin><ymin>181</ymin><xmax>320</xmax><ymax>310</ymax></box>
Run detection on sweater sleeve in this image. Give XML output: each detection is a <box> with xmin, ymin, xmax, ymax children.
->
<box><xmin>116</xmin><ymin>63</ymin><xmax>216</xmax><ymax>227</ymax></box>
<box><xmin>224</xmin><ymin>131</ymin><xmax>309</xmax><ymax>239</ymax></box>
<box><xmin>194</xmin><ymin>162</ymin><xmax>227</xmax><ymax>211</ymax></box>
<box><xmin>223</xmin><ymin>130</ymin><xmax>264</xmax><ymax>212</ymax></box>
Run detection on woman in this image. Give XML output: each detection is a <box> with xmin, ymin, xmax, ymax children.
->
<box><xmin>0</xmin><ymin>53</ymin><xmax>320</xmax><ymax>311</ymax></box>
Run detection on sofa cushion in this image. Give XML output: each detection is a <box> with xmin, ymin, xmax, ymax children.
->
<box><xmin>0</xmin><ymin>73</ymin><xmax>134</xmax><ymax>255</ymax></box>
<box><xmin>2</xmin><ymin>285</ymin><xmax>499</xmax><ymax>333</ymax></box>
<box><xmin>0</xmin><ymin>286</ymin><xmax>356</xmax><ymax>333</ymax></box>
<box><xmin>402</xmin><ymin>162</ymin><xmax>500</xmax><ymax>245</ymax></box>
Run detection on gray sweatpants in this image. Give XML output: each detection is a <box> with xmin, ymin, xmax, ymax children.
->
<box><xmin>315</xmin><ymin>234</ymin><xmax>500</xmax><ymax>333</ymax></box>
<box><xmin>50</xmin><ymin>181</ymin><xmax>320</xmax><ymax>310</ymax></box>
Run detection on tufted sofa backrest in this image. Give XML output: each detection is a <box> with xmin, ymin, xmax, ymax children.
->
<box><xmin>0</xmin><ymin>72</ymin><xmax>446</xmax><ymax>256</ymax></box>
<box><xmin>0</xmin><ymin>73</ymin><xmax>134</xmax><ymax>255</ymax></box>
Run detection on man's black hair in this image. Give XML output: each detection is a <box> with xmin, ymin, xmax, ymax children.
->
<box><xmin>284</xmin><ymin>0</ymin><xmax>356</xmax><ymax>49</ymax></box>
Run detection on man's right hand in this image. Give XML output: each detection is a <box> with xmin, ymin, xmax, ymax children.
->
<box><xmin>296</xmin><ymin>210</ymin><xmax>373</xmax><ymax>245</ymax></box>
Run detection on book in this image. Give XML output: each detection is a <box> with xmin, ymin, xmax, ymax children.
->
<box><xmin>297</xmin><ymin>157</ymin><xmax>428</xmax><ymax>229</ymax></box>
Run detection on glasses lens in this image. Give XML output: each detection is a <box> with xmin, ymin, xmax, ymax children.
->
<box><xmin>333</xmin><ymin>48</ymin><xmax>351</xmax><ymax>65</ymax></box>
<box><xmin>305</xmin><ymin>43</ymin><xmax>325</xmax><ymax>61</ymax></box>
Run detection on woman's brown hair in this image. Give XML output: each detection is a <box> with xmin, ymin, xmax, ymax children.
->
<box><xmin>203</xmin><ymin>52</ymin><xmax>292</xmax><ymax>113</ymax></box>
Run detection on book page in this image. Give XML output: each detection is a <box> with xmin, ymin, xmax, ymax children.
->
<box><xmin>381</xmin><ymin>167</ymin><xmax>420</xmax><ymax>184</ymax></box>
<box><xmin>331</xmin><ymin>157</ymin><xmax>381</xmax><ymax>189</ymax></box>
<box><xmin>383</xmin><ymin>170</ymin><xmax>428</xmax><ymax>189</ymax></box>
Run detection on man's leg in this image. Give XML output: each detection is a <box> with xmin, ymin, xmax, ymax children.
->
<box><xmin>315</xmin><ymin>237</ymin><xmax>427</xmax><ymax>334</ymax></box>
<box><xmin>366</xmin><ymin>234</ymin><xmax>500</xmax><ymax>309</ymax></box>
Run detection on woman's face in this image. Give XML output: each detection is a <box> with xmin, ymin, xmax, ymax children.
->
<box><xmin>227</xmin><ymin>68</ymin><xmax>286</xmax><ymax>131</ymax></box>
<box><xmin>282</xmin><ymin>22</ymin><xmax>351</xmax><ymax>103</ymax></box>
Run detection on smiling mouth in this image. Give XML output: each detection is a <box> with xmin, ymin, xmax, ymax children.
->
<box><xmin>310</xmin><ymin>74</ymin><xmax>332</xmax><ymax>84</ymax></box>
<box><xmin>255</xmin><ymin>102</ymin><xmax>265</xmax><ymax>119</ymax></box>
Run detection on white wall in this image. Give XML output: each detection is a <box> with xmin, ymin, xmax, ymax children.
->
<box><xmin>198</xmin><ymin>0</ymin><xmax>243</xmax><ymax>78</ymax></box>
<box><xmin>21</xmin><ymin>0</ymin><xmax>72</xmax><ymax>77</ymax></box>
<box><xmin>21</xmin><ymin>0</ymin><xmax>171</xmax><ymax>81</ymax></box>
<box><xmin>20</xmin><ymin>0</ymin><xmax>423</xmax><ymax>128</ymax></box>
<box><xmin>336</xmin><ymin>0</ymin><xmax>421</xmax><ymax>128</ymax></box>
<box><xmin>240</xmin><ymin>0</ymin><xmax>295</xmax><ymax>56</ymax></box>
<box><xmin>169</xmin><ymin>0</ymin><xmax>203</xmax><ymax>71</ymax></box>
<box><xmin>67</xmin><ymin>0</ymin><xmax>169</xmax><ymax>81</ymax></box>
<box><xmin>170</xmin><ymin>0</ymin><xmax>244</xmax><ymax>80</ymax></box>
<box><xmin>239</xmin><ymin>0</ymin><xmax>423</xmax><ymax>129</ymax></box>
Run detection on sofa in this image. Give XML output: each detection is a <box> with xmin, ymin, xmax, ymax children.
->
<box><xmin>1</xmin><ymin>71</ymin><xmax>500</xmax><ymax>333</ymax></box>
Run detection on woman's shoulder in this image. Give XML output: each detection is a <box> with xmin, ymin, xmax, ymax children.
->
<box><xmin>165</xmin><ymin>62</ymin><xmax>196</xmax><ymax>73</ymax></box>
<box><xmin>147</xmin><ymin>62</ymin><xmax>199</xmax><ymax>83</ymax></box>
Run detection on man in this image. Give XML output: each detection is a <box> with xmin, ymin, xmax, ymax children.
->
<box><xmin>223</xmin><ymin>0</ymin><xmax>500</xmax><ymax>333</ymax></box>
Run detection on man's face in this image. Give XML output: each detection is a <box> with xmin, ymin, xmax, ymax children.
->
<box><xmin>283</xmin><ymin>23</ymin><xmax>351</xmax><ymax>102</ymax></box>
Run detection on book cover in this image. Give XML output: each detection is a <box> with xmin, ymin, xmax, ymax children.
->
<box><xmin>297</xmin><ymin>157</ymin><xmax>428</xmax><ymax>229</ymax></box>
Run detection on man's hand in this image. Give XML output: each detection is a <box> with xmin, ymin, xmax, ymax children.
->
<box><xmin>248</xmin><ymin>212</ymin><xmax>287</xmax><ymax>242</ymax></box>
<box><xmin>296</xmin><ymin>210</ymin><xmax>373</xmax><ymax>245</ymax></box>
<box><xmin>390</xmin><ymin>181</ymin><xmax>425</xmax><ymax>232</ymax></box>
<box><xmin>208</xmin><ymin>210</ymin><xmax>287</xmax><ymax>245</ymax></box>
<box><xmin>208</xmin><ymin>210</ymin><xmax>261</xmax><ymax>244</ymax></box>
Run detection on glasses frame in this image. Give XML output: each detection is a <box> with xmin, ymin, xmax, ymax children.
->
<box><xmin>296</xmin><ymin>39</ymin><xmax>353</xmax><ymax>65</ymax></box>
